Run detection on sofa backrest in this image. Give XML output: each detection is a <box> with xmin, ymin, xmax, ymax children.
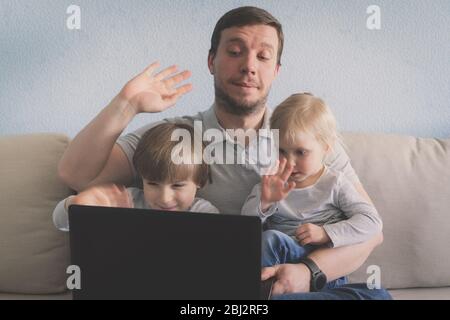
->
<box><xmin>0</xmin><ymin>134</ymin><xmax>72</xmax><ymax>294</ymax></box>
<box><xmin>343</xmin><ymin>132</ymin><xmax>450</xmax><ymax>289</ymax></box>
<box><xmin>1</xmin><ymin>132</ymin><xmax>449</xmax><ymax>294</ymax></box>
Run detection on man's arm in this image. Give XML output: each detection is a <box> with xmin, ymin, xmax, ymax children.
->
<box><xmin>58</xmin><ymin>97</ymin><xmax>135</xmax><ymax>191</ymax></box>
<box><xmin>58</xmin><ymin>62</ymin><xmax>192</xmax><ymax>191</ymax></box>
<box><xmin>308</xmin><ymin>232</ymin><xmax>383</xmax><ymax>281</ymax></box>
<box><xmin>263</xmin><ymin>232</ymin><xmax>383</xmax><ymax>294</ymax></box>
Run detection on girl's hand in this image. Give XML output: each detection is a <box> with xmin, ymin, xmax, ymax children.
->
<box><xmin>295</xmin><ymin>223</ymin><xmax>331</xmax><ymax>245</ymax></box>
<box><xmin>260</xmin><ymin>157</ymin><xmax>296</xmax><ymax>212</ymax></box>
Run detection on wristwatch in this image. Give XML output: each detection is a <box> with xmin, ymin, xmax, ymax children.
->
<box><xmin>300</xmin><ymin>257</ymin><xmax>327</xmax><ymax>292</ymax></box>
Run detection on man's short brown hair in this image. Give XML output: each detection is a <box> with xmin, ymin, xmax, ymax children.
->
<box><xmin>133</xmin><ymin>122</ymin><xmax>209</xmax><ymax>187</ymax></box>
<box><xmin>209</xmin><ymin>6</ymin><xmax>284</xmax><ymax>65</ymax></box>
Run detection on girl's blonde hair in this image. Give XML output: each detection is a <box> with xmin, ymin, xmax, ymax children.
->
<box><xmin>270</xmin><ymin>93</ymin><xmax>338</xmax><ymax>149</ymax></box>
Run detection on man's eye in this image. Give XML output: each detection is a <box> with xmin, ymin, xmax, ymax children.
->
<box><xmin>228</xmin><ymin>51</ymin><xmax>240</xmax><ymax>56</ymax></box>
<box><xmin>258</xmin><ymin>55</ymin><xmax>270</xmax><ymax>61</ymax></box>
<box><xmin>173</xmin><ymin>184</ymin><xmax>185</xmax><ymax>188</ymax></box>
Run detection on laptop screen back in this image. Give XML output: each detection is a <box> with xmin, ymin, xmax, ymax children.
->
<box><xmin>69</xmin><ymin>205</ymin><xmax>262</xmax><ymax>300</ymax></box>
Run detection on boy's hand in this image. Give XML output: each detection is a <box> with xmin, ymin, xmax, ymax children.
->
<box><xmin>260</xmin><ymin>157</ymin><xmax>296</xmax><ymax>212</ymax></box>
<box><xmin>119</xmin><ymin>61</ymin><xmax>192</xmax><ymax>115</ymax></box>
<box><xmin>295</xmin><ymin>223</ymin><xmax>331</xmax><ymax>245</ymax></box>
<box><xmin>67</xmin><ymin>184</ymin><xmax>133</xmax><ymax>209</ymax></box>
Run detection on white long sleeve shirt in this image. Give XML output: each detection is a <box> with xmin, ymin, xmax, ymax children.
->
<box><xmin>241</xmin><ymin>167</ymin><xmax>382</xmax><ymax>247</ymax></box>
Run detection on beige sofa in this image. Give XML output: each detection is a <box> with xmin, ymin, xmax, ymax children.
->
<box><xmin>1</xmin><ymin>132</ymin><xmax>449</xmax><ymax>300</ymax></box>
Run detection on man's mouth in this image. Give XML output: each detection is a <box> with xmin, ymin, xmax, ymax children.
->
<box><xmin>232</xmin><ymin>81</ymin><xmax>258</xmax><ymax>89</ymax></box>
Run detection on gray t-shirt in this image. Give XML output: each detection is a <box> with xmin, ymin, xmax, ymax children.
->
<box><xmin>117</xmin><ymin>105</ymin><xmax>360</xmax><ymax>215</ymax></box>
<box><xmin>241</xmin><ymin>167</ymin><xmax>382</xmax><ymax>247</ymax></box>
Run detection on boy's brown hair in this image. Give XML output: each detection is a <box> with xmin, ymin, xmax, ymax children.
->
<box><xmin>133</xmin><ymin>122</ymin><xmax>209</xmax><ymax>187</ymax></box>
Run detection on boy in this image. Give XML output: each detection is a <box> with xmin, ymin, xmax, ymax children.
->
<box><xmin>53</xmin><ymin>123</ymin><xmax>218</xmax><ymax>231</ymax></box>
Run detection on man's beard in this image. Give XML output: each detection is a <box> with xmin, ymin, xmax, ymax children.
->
<box><xmin>214</xmin><ymin>79</ymin><xmax>269</xmax><ymax>116</ymax></box>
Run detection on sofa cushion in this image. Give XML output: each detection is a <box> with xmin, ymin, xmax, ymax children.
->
<box><xmin>388</xmin><ymin>287</ymin><xmax>450</xmax><ymax>300</ymax></box>
<box><xmin>343</xmin><ymin>133</ymin><xmax>450</xmax><ymax>289</ymax></box>
<box><xmin>0</xmin><ymin>134</ymin><xmax>72</xmax><ymax>294</ymax></box>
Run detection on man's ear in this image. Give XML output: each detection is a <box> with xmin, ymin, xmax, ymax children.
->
<box><xmin>207</xmin><ymin>53</ymin><xmax>215</xmax><ymax>74</ymax></box>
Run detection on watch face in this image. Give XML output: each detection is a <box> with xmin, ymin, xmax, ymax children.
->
<box><xmin>314</xmin><ymin>273</ymin><xmax>327</xmax><ymax>291</ymax></box>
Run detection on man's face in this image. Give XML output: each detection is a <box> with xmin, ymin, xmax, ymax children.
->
<box><xmin>208</xmin><ymin>25</ymin><xmax>280</xmax><ymax>115</ymax></box>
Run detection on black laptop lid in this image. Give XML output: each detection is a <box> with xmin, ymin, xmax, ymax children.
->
<box><xmin>69</xmin><ymin>205</ymin><xmax>261</xmax><ymax>300</ymax></box>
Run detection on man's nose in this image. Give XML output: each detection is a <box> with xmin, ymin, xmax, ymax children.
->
<box><xmin>240</xmin><ymin>54</ymin><xmax>257</xmax><ymax>76</ymax></box>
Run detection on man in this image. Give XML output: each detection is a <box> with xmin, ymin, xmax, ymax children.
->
<box><xmin>58</xmin><ymin>6</ymin><xmax>390</xmax><ymax>299</ymax></box>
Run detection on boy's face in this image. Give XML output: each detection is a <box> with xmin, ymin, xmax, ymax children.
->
<box><xmin>208</xmin><ymin>24</ymin><xmax>280</xmax><ymax>114</ymax></box>
<box><xmin>142</xmin><ymin>179</ymin><xmax>198</xmax><ymax>211</ymax></box>
<box><xmin>279</xmin><ymin>131</ymin><xmax>329</xmax><ymax>188</ymax></box>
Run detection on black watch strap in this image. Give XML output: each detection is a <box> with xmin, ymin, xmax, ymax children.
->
<box><xmin>300</xmin><ymin>257</ymin><xmax>327</xmax><ymax>291</ymax></box>
<box><xmin>301</xmin><ymin>257</ymin><xmax>321</xmax><ymax>274</ymax></box>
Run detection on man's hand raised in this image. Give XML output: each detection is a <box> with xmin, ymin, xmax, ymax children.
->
<box><xmin>119</xmin><ymin>61</ymin><xmax>192</xmax><ymax>114</ymax></box>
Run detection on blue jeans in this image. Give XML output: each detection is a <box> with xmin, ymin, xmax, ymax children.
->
<box><xmin>262</xmin><ymin>230</ymin><xmax>392</xmax><ymax>300</ymax></box>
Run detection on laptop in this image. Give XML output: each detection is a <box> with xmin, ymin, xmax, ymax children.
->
<box><xmin>68</xmin><ymin>205</ymin><xmax>273</xmax><ymax>300</ymax></box>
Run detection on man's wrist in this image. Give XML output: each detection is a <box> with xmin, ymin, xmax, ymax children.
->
<box><xmin>297</xmin><ymin>263</ymin><xmax>312</xmax><ymax>292</ymax></box>
<box><xmin>110</xmin><ymin>94</ymin><xmax>138</xmax><ymax>121</ymax></box>
<box><xmin>300</xmin><ymin>257</ymin><xmax>327</xmax><ymax>292</ymax></box>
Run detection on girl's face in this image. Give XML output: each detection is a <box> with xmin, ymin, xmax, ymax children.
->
<box><xmin>143</xmin><ymin>178</ymin><xmax>199</xmax><ymax>211</ymax></box>
<box><xmin>279</xmin><ymin>131</ymin><xmax>329</xmax><ymax>188</ymax></box>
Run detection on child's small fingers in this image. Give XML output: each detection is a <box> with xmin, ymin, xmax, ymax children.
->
<box><xmin>300</xmin><ymin>237</ymin><xmax>312</xmax><ymax>246</ymax></box>
<box><xmin>283</xmin><ymin>181</ymin><xmax>296</xmax><ymax>193</ymax></box>
<box><xmin>277</xmin><ymin>158</ymin><xmax>287</xmax><ymax>175</ymax></box>
<box><xmin>280</xmin><ymin>163</ymin><xmax>293</xmax><ymax>181</ymax></box>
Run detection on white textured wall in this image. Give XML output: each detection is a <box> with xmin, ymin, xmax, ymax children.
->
<box><xmin>1</xmin><ymin>0</ymin><xmax>449</xmax><ymax>138</ymax></box>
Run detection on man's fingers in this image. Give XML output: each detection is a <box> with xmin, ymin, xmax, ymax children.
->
<box><xmin>143</xmin><ymin>61</ymin><xmax>160</xmax><ymax>77</ymax></box>
<box><xmin>163</xmin><ymin>70</ymin><xmax>192</xmax><ymax>87</ymax></box>
<box><xmin>174</xmin><ymin>83</ymin><xmax>193</xmax><ymax>96</ymax></box>
<box><xmin>271</xmin><ymin>280</ymin><xmax>286</xmax><ymax>296</ymax></box>
<box><xmin>154</xmin><ymin>64</ymin><xmax>178</xmax><ymax>80</ymax></box>
<box><xmin>261</xmin><ymin>266</ymin><xmax>278</xmax><ymax>281</ymax></box>
<box><xmin>163</xmin><ymin>84</ymin><xmax>193</xmax><ymax>105</ymax></box>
